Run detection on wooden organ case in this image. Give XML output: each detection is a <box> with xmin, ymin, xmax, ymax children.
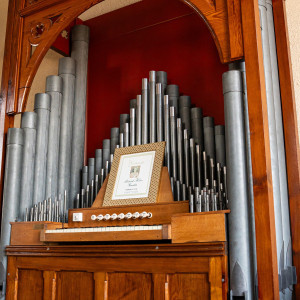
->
<box><xmin>0</xmin><ymin>0</ymin><xmax>299</xmax><ymax>300</ymax></box>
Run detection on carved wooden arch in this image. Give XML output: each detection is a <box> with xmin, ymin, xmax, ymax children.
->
<box><xmin>5</xmin><ymin>0</ymin><xmax>243</xmax><ymax>114</ymax></box>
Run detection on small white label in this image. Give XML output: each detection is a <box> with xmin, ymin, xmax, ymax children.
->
<box><xmin>73</xmin><ymin>213</ymin><xmax>83</xmax><ymax>222</ymax></box>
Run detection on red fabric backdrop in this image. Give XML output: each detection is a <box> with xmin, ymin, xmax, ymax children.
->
<box><xmin>84</xmin><ymin>0</ymin><xmax>228</xmax><ymax>159</ymax></box>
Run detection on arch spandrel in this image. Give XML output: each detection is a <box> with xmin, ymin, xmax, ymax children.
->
<box><xmin>10</xmin><ymin>0</ymin><xmax>243</xmax><ymax>114</ymax></box>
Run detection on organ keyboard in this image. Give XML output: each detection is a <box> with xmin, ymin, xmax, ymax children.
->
<box><xmin>41</xmin><ymin>224</ymin><xmax>170</xmax><ymax>242</ymax></box>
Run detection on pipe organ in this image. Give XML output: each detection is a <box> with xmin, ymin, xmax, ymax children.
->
<box><xmin>0</xmin><ymin>0</ymin><xmax>298</xmax><ymax>298</ymax></box>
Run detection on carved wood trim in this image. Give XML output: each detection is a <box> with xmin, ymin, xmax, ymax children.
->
<box><xmin>1</xmin><ymin>0</ymin><xmax>243</xmax><ymax>115</ymax></box>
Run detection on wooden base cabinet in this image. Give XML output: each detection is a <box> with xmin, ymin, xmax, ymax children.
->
<box><xmin>5</xmin><ymin>243</ymin><xmax>227</xmax><ymax>300</ymax></box>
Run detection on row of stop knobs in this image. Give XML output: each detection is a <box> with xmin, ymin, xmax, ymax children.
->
<box><xmin>91</xmin><ymin>212</ymin><xmax>153</xmax><ymax>221</ymax></box>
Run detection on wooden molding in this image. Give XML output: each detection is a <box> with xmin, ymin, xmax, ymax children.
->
<box><xmin>241</xmin><ymin>0</ymin><xmax>279</xmax><ymax>298</ymax></box>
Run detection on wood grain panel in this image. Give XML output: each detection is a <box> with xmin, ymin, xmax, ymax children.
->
<box><xmin>56</xmin><ymin>271</ymin><xmax>94</xmax><ymax>300</ymax></box>
<box><xmin>107</xmin><ymin>272</ymin><xmax>152</xmax><ymax>300</ymax></box>
<box><xmin>168</xmin><ymin>273</ymin><xmax>210</xmax><ymax>299</ymax></box>
<box><xmin>43</xmin><ymin>271</ymin><xmax>57</xmax><ymax>300</ymax></box>
<box><xmin>152</xmin><ymin>274</ymin><xmax>166</xmax><ymax>300</ymax></box>
<box><xmin>18</xmin><ymin>269</ymin><xmax>43</xmax><ymax>300</ymax></box>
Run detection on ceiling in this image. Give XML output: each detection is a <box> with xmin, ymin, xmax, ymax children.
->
<box><xmin>79</xmin><ymin>0</ymin><xmax>142</xmax><ymax>21</ymax></box>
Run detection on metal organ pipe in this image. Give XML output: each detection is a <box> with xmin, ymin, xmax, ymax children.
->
<box><xmin>45</xmin><ymin>75</ymin><xmax>63</xmax><ymax>200</ymax></box>
<box><xmin>70</xmin><ymin>24</ymin><xmax>90</xmax><ymax>204</ymax></box>
<box><xmin>191</xmin><ymin>107</ymin><xmax>204</xmax><ymax>151</ymax></box>
<box><xmin>0</xmin><ymin>128</ymin><xmax>24</xmax><ymax>296</ymax></box>
<box><xmin>214</xmin><ymin>125</ymin><xmax>226</xmax><ymax>167</ymax></box>
<box><xmin>229</xmin><ymin>61</ymin><xmax>257</xmax><ymax>299</ymax></box>
<box><xmin>179</xmin><ymin>96</ymin><xmax>191</xmax><ymax>136</ymax></box>
<box><xmin>223</xmin><ymin>70</ymin><xmax>253</xmax><ymax>299</ymax></box>
<box><xmin>19</xmin><ymin>112</ymin><xmax>37</xmax><ymax>220</ymax></box>
<box><xmin>266</xmin><ymin>1</ymin><xmax>293</xmax><ymax>296</ymax></box>
<box><xmin>149</xmin><ymin>71</ymin><xmax>156</xmax><ymax>143</ymax></box>
<box><xmin>33</xmin><ymin>93</ymin><xmax>51</xmax><ymax>205</ymax></box>
<box><xmin>203</xmin><ymin>116</ymin><xmax>216</xmax><ymax>162</ymax></box>
<box><xmin>258</xmin><ymin>1</ymin><xmax>285</xmax><ymax>291</ymax></box>
<box><xmin>58</xmin><ymin>57</ymin><xmax>76</xmax><ymax>206</ymax></box>
<box><xmin>142</xmin><ymin>79</ymin><xmax>149</xmax><ymax>145</ymax></box>
<box><xmin>166</xmin><ymin>85</ymin><xmax>179</xmax><ymax>116</ymax></box>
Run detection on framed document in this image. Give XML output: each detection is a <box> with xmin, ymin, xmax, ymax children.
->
<box><xmin>103</xmin><ymin>142</ymin><xmax>165</xmax><ymax>207</ymax></box>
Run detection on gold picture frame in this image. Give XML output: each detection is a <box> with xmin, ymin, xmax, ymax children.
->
<box><xmin>103</xmin><ymin>142</ymin><xmax>166</xmax><ymax>207</ymax></box>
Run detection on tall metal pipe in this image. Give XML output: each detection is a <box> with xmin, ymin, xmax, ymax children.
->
<box><xmin>215</xmin><ymin>125</ymin><xmax>226</xmax><ymax>167</ymax></box>
<box><xmin>179</xmin><ymin>96</ymin><xmax>191</xmax><ymax>136</ymax></box>
<box><xmin>0</xmin><ymin>128</ymin><xmax>23</xmax><ymax>296</ymax></box>
<box><xmin>81</xmin><ymin>166</ymin><xmax>88</xmax><ymax>191</ymax></box>
<box><xmin>164</xmin><ymin>96</ymin><xmax>171</xmax><ymax>171</ymax></box>
<box><xmin>191</xmin><ymin>107</ymin><xmax>204</xmax><ymax>151</ymax></box>
<box><xmin>136</xmin><ymin>95</ymin><xmax>142</xmax><ymax>145</ymax></box>
<box><xmin>130</xmin><ymin>99</ymin><xmax>137</xmax><ymax>109</ymax></box>
<box><xmin>124</xmin><ymin>123</ymin><xmax>129</xmax><ymax>147</ymax></box>
<box><xmin>170</xmin><ymin>107</ymin><xmax>177</xmax><ymax>181</ymax></box>
<box><xmin>45</xmin><ymin>75</ymin><xmax>62</xmax><ymax>200</ymax></box>
<box><xmin>19</xmin><ymin>112</ymin><xmax>37</xmax><ymax>220</ymax></box>
<box><xmin>156</xmin><ymin>71</ymin><xmax>167</xmax><ymax>94</ymax></box>
<box><xmin>95</xmin><ymin>149</ymin><xmax>102</xmax><ymax>182</ymax></box>
<box><xmin>33</xmin><ymin>93</ymin><xmax>51</xmax><ymax>205</ymax></box>
<box><xmin>70</xmin><ymin>24</ymin><xmax>90</xmax><ymax>204</ymax></box>
<box><xmin>203</xmin><ymin>116</ymin><xmax>216</xmax><ymax>162</ymax></box>
<box><xmin>223</xmin><ymin>70</ymin><xmax>253</xmax><ymax>299</ymax></box>
<box><xmin>142</xmin><ymin>79</ymin><xmax>148</xmax><ymax>144</ymax></box>
<box><xmin>177</xmin><ymin>118</ymin><xmax>184</xmax><ymax>183</ymax></box>
<box><xmin>229</xmin><ymin>61</ymin><xmax>258</xmax><ymax>299</ymax></box>
<box><xmin>102</xmin><ymin>139</ymin><xmax>110</xmax><ymax>167</ymax></box>
<box><xmin>88</xmin><ymin>158</ymin><xmax>95</xmax><ymax>186</ymax></box>
<box><xmin>266</xmin><ymin>1</ymin><xmax>293</xmax><ymax>295</ymax></box>
<box><xmin>166</xmin><ymin>85</ymin><xmax>179</xmax><ymax>116</ymax></box>
<box><xmin>130</xmin><ymin>108</ymin><xmax>135</xmax><ymax>146</ymax></box>
<box><xmin>58</xmin><ymin>57</ymin><xmax>76</xmax><ymax>206</ymax></box>
<box><xmin>156</xmin><ymin>83</ymin><xmax>164</xmax><ymax>142</ymax></box>
<box><xmin>258</xmin><ymin>0</ymin><xmax>284</xmax><ymax>290</ymax></box>
<box><xmin>120</xmin><ymin>114</ymin><xmax>129</xmax><ymax>135</ymax></box>
<box><xmin>110</xmin><ymin>128</ymin><xmax>119</xmax><ymax>154</ymax></box>
<box><xmin>149</xmin><ymin>71</ymin><xmax>156</xmax><ymax>143</ymax></box>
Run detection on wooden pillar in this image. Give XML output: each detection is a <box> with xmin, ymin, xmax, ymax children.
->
<box><xmin>240</xmin><ymin>0</ymin><xmax>280</xmax><ymax>298</ymax></box>
<box><xmin>272</xmin><ymin>0</ymin><xmax>300</xmax><ymax>297</ymax></box>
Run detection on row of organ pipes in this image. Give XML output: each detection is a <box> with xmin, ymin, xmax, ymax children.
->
<box><xmin>0</xmin><ymin>3</ymin><xmax>296</xmax><ymax>297</ymax></box>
